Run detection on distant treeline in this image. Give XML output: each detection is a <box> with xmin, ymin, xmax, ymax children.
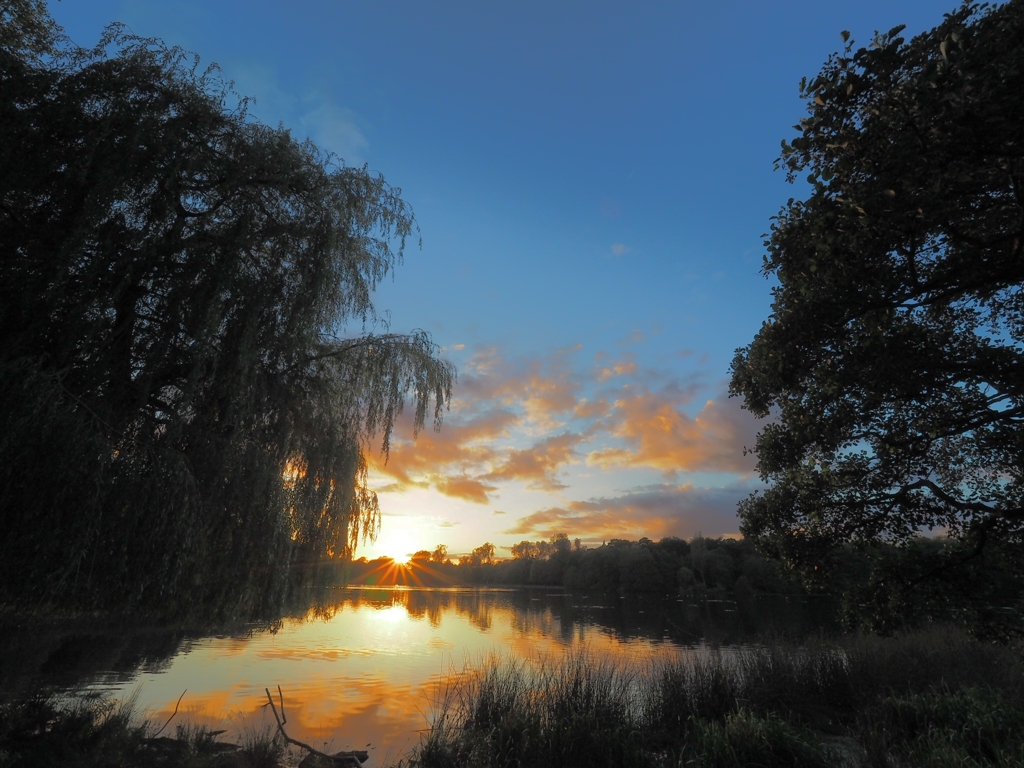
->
<box><xmin>342</xmin><ymin>535</ymin><xmax>801</xmax><ymax>597</ymax></box>
<box><xmin>340</xmin><ymin>533</ymin><xmax>1024</xmax><ymax>636</ymax></box>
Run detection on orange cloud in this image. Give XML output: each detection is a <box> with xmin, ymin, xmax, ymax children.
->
<box><xmin>596</xmin><ymin>353</ymin><xmax>638</xmax><ymax>383</ymax></box>
<box><xmin>521</xmin><ymin>364</ymin><xmax>580</xmax><ymax>429</ymax></box>
<box><xmin>504</xmin><ymin>482</ymin><xmax>756</xmax><ymax>541</ymax></box>
<box><xmin>456</xmin><ymin>346</ymin><xmax>582</xmax><ymax>428</ymax></box>
<box><xmin>587</xmin><ymin>390</ymin><xmax>758</xmax><ymax>474</ymax></box>
<box><xmin>373</xmin><ymin>428</ymin><xmax>583</xmax><ymax>503</ymax></box>
<box><xmin>483</xmin><ymin>432</ymin><xmax>584</xmax><ymax>491</ymax></box>
<box><xmin>370</xmin><ymin>342</ymin><xmax>760</xmax><ymax>509</ymax></box>
<box><xmin>367</xmin><ymin>408</ymin><xmax>514</xmax><ymax>501</ymax></box>
<box><xmin>573</xmin><ymin>398</ymin><xmax>611</xmax><ymax>419</ymax></box>
<box><xmin>369</xmin><ymin>347</ymin><xmax>593</xmax><ymax>502</ymax></box>
<box><xmin>435</xmin><ymin>476</ymin><xmax>498</xmax><ymax>503</ymax></box>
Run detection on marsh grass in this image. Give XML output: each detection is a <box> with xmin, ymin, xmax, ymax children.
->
<box><xmin>689</xmin><ymin>709</ymin><xmax>834</xmax><ymax>767</ymax></box>
<box><xmin>859</xmin><ymin>688</ymin><xmax>1024</xmax><ymax>768</ymax></box>
<box><xmin>237</xmin><ymin>725</ymin><xmax>286</xmax><ymax>768</ymax></box>
<box><xmin>418</xmin><ymin>652</ymin><xmax>648</xmax><ymax>768</ymax></box>
<box><xmin>0</xmin><ymin>693</ymin><xmax>147</xmax><ymax>767</ymax></box>
<box><xmin>412</xmin><ymin>626</ymin><xmax>1024</xmax><ymax>768</ymax></box>
<box><xmin>0</xmin><ymin>694</ymin><xmax>282</xmax><ymax>768</ymax></box>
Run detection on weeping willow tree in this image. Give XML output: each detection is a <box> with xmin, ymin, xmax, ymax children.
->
<box><xmin>0</xmin><ymin>8</ymin><xmax>454</xmax><ymax>614</ymax></box>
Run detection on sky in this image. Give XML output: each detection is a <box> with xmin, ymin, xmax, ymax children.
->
<box><xmin>50</xmin><ymin>0</ymin><xmax>956</xmax><ymax>562</ymax></box>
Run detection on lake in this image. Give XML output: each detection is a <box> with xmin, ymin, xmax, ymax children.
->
<box><xmin>1</xmin><ymin>587</ymin><xmax>837</xmax><ymax>764</ymax></box>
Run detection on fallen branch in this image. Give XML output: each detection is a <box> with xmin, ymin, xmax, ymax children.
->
<box><xmin>264</xmin><ymin>686</ymin><xmax>367</xmax><ymax>765</ymax></box>
<box><xmin>152</xmin><ymin>689</ymin><xmax>187</xmax><ymax>738</ymax></box>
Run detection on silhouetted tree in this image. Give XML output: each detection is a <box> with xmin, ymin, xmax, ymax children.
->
<box><xmin>468</xmin><ymin>542</ymin><xmax>496</xmax><ymax>566</ymax></box>
<box><xmin>511</xmin><ymin>540</ymin><xmax>541</xmax><ymax>560</ymax></box>
<box><xmin>550</xmin><ymin>532</ymin><xmax>571</xmax><ymax>557</ymax></box>
<box><xmin>0</xmin><ymin>8</ymin><xmax>453</xmax><ymax>613</ymax></box>
<box><xmin>730</xmin><ymin>1</ymin><xmax>1024</xmax><ymax>634</ymax></box>
<box><xmin>0</xmin><ymin>0</ymin><xmax>58</xmax><ymax>59</ymax></box>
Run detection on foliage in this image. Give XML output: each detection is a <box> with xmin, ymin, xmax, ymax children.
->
<box><xmin>460</xmin><ymin>542</ymin><xmax>496</xmax><ymax>567</ymax></box>
<box><xmin>0</xmin><ymin>6</ymin><xmax>453</xmax><ymax>613</ymax></box>
<box><xmin>0</xmin><ymin>0</ymin><xmax>59</xmax><ymax>60</ymax></box>
<box><xmin>729</xmin><ymin>0</ymin><xmax>1024</xmax><ymax>630</ymax></box>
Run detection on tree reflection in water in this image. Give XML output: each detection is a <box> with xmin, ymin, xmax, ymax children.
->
<box><xmin>2</xmin><ymin>588</ymin><xmax>836</xmax><ymax>762</ymax></box>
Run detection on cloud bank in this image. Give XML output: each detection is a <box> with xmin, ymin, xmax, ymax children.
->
<box><xmin>505</xmin><ymin>481</ymin><xmax>759</xmax><ymax>542</ymax></box>
<box><xmin>368</xmin><ymin>342</ymin><xmax>764</xmax><ymax>543</ymax></box>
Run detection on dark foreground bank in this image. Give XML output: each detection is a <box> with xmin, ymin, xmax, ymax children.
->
<box><xmin>2</xmin><ymin>625</ymin><xmax>1021</xmax><ymax>768</ymax></box>
<box><xmin>414</xmin><ymin>625</ymin><xmax>1024</xmax><ymax>767</ymax></box>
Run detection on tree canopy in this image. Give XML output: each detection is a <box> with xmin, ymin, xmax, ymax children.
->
<box><xmin>0</xmin><ymin>9</ymin><xmax>453</xmax><ymax>613</ymax></box>
<box><xmin>729</xmin><ymin>1</ymin><xmax>1024</xmax><ymax>631</ymax></box>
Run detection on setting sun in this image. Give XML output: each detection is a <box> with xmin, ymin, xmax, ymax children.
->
<box><xmin>370</xmin><ymin>527</ymin><xmax>420</xmax><ymax>565</ymax></box>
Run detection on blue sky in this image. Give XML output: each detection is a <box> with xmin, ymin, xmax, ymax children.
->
<box><xmin>50</xmin><ymin>0</ymin><xmax>956</xmax><ymax>560</ymax></box>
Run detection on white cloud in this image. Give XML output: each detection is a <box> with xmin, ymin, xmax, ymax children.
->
<box><xmin>298</xmin><ymin>102</ymin><xmax>369</xmax><ymax>164</ymax></box>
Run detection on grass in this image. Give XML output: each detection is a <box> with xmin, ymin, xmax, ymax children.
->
<box><xmin>410</xmin><ymin>625</ymin><xmax>1024</xmax><ymax>768</ymax></box>
<box><xmin>688</xmin><ymin>710</ymin><xmax>833</xmax><ymax>768</ymax></box>
<box><xmin>416</xmin><ymin>653</ymin><xmax>649</xmax><ymax>768</ymax></box>
<box><xmin>0</xmin><ymin>694</ymin><xmax>285</xmax><ymax>768</ymax></box>
<box><xmin>859</xmin><ymin>688</ymin><xmax>1024</xmax><ymax>767</ymax></box>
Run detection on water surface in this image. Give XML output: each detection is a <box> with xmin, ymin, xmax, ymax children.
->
<box><xmin>2</xmin><ymin>587</ymin><xmax>836</xmax><ymax>763</ymax></box>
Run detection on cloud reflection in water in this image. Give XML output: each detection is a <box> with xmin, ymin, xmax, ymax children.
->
<box><xmin>114</xmin><ymin>588</ymin><xmax>682</xmax><ymax>760</ymax></box>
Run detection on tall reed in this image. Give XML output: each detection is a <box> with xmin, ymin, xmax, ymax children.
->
<box><xmin>412</xmin><ymin>626</ymin><xmax>1024</xmax><ymax>768</ymax></box>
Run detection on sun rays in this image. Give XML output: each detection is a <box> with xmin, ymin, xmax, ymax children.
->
<box><xmin>350</xmin><ymin>558</ymin><xmax>461</xmax><ymax>588</ymax></box>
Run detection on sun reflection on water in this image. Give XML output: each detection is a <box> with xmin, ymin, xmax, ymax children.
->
<box><xmin>371</xmin><ymin>604</ymin><xmax>409</xmax><ymax>624</ymax></box>
<box><xmin>75</xmin><ymin>588</ymin><xmax>818</xmax><ymax>764</ymax></box>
